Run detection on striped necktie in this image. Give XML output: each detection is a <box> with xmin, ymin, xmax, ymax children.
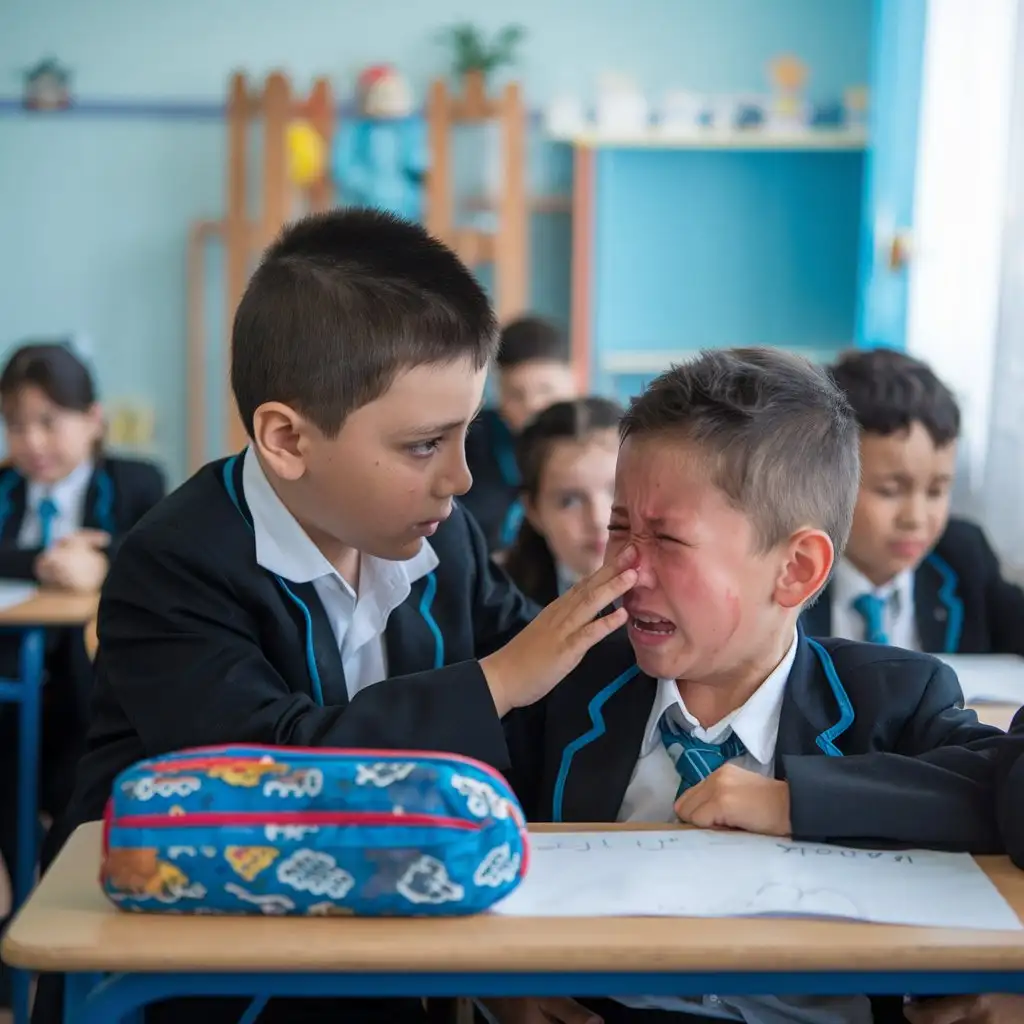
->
<box><xmin>658</xmin><ymin>710</ymin><xmax>747</xmax><ymax>797</ymax></box>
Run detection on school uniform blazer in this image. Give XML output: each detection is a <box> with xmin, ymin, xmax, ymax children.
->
<box><xmin>802</xmin><ymin>517</ymin><xmax>1024</xmax><ymax>655</ymax></box>
<box><xmin>61</xmin><ymin>454</ymin><xmax>538</xmax><ymax>831</ymax></box>
<box><xmin>995</xmin><ymin>707</ymin><xmax>1024</xmax><ymax>869</ymax></box>
<box><xmin>504</xmin><ymin>629</ymin><xmax>1010</xmax><ymax>852</ymax></box>
<box><xmin>462</xmin><ymin>408</ymin><xmax>521</xmax><ymax>552</ymax></box>
<box><xmin>0</xmin><ymin>457</ymin><xmax>166</xmax><ymax>580</ymax></box>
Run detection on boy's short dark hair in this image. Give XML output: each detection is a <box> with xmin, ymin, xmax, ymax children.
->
<box><xmin>621</xmin><ymin>348</ymin><xmax>860</xmax><ymax>557</ymax></box>
<box><xmin>231</xmin><ymin>208</ymin><xmax>498</xmax><ymax>438</ymax></box>
<box><xmin>828</xmin><ymin>348</ymin><xmax>961</xmax><ymax>447</ymax></box>
<box><xmin>496</xmin><ymin>315</ymin><xmax>569</xmax><ymax>369</ymax></box>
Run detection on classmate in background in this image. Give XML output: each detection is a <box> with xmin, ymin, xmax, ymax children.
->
<box><xmin>37</xmin><ymin>211</ymin><xmax>634</xmax><ymax>1024</ymax></box>
<box><xmin>802</xmin><ymin>348</ymin><xmax>1024</xmax><ymax>654</ymax></box>
<box><xmin>462</xmin><ymin>315</ymin><xmax>577</xmax><ymax>552</ymax></box>
<box><xmin>499</xmin><ymin>349</ymin><xmax>1010</xmax><ymax>1024</ymax></box>
<box><xmin>0</xmin><ymin>342</ymin><xmax>165</xmax><ymax>1008</ymax></box>
<box><xmin>504</xmin><ymin>397</ymin><xmax>622</xmax><ymax>606</ymax></box>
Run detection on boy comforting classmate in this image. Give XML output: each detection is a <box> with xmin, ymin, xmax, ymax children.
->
<box><xmin>803</xmin><ymin>348</ymin><xmax>1024</xmax><ymax>654</ymax></box>
<box><xmin>39</xmin><ymin>210</ymin><xmax>634</xmax><ymax>1024</ymax></box>
<box><xmin>497</xmin><ymin>349</ymin><xmax>1011</xmax><ymax>1024</ymax></box>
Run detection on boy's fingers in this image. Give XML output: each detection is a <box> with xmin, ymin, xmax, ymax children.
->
<box><xmin>568</xmin><ymin>569</ymin><xmax>637</xmax><ymax>624</ymax></box>
<box><xmin>570</xmin><ymin>606</ymin><xmax>628</xmax><ymax>654</ymax></box>
<box><xmin>72</xmin><ymin>529</ymin><xmax>112</xmax><ymax>548</ymax></box>
<box><xmin>674</xmin><ymin>778</ymin><xmax>710</xmax><ymax>821</ymax></box>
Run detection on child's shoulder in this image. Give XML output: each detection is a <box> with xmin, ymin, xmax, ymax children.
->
<box><xmin>551</xmin><ymin>630</ymin><xmax>642</xmax><ymax>707</ymax></box>
<box><xmin>100</xmin><ymin>454</ymin><xmax>167</xmax><ymax>487</ymax></box>
<box><xmin>110</xmin><ymin>458</ymin><xmax>245</xmax><ymax>573</ymax></box>
<box><xmin>809</xmin><ymin>635</ymin><xmax>961</xmax><ymax>707</ymax></box>
<box><xmin>930</xmin><ymin>516</ymin><xmax>999</xmax><ymax>571</ymax></box>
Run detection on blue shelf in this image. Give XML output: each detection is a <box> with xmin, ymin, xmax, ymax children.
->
<box><xmin>589</xmin><ymin>146</ymin><xmax>864</xmax><ymax>393</ymax></box>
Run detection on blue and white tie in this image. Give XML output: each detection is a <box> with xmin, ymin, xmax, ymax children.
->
<box><xmin>37</xmin><ymin>496</ymin><xmax>58</xmax><ymax>549</ymax></box>
<box><xmin>852</xmin><ymin>592</ymin><xmax>889</xmax><ymax>645</ymax></box>
<box><xmin>658</xmin><ymin>711</ymin><xmax>747</xmax><ymax>797</ymax></box>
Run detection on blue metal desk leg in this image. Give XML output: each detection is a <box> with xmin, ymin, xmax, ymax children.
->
<box><xmin>13</xmin><ymin>628</ymin><xmax>45</xmax><ymax>1024</ymax></box>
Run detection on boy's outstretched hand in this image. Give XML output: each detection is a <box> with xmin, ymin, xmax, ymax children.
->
<box><xmin>674</xmin><ymin>763</ymin><xmax>792</xmax><ymax>836</ymax></box>
<box><xmin>481</xmin><ymin>545</ymin><xmax>637</xmax><ymax>717</ymax></box>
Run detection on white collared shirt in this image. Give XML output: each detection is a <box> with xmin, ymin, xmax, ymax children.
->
<box><xmin>613</xmin><ymin>632</ymin><xmax>871</xmax><ymax>1023</ymax></box>
<box><xmin>617</xmin><ymin>631</ymin><xmax>798</xmax><ymax>825</ymax></box>
<box><xmin>19</xmin><ymin>460</ymin><xmax>94</xmax><ymax>548</ymax></box>
<box><xmin>830</xmin><ymin>558</ymin><xmax>919</xmax><ymax>651</ymax></box>
<box><xmin>242</xmin><ymin>448</ymin><xmax>438</xmax><ymax>700</ymax></box>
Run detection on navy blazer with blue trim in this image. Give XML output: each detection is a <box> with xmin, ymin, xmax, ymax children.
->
<box><xmin>0</xmin><ymin>457</ymin><xmax>166</xmax><ymax>581</ymax></box>
<box><xmin>462</xmin><ymin>408</ymin><xmax>521</xmax><ymax>552</ymax></box>
<box><xmin>504</xmin><ymin>629</ymin><xmax>1011</xmax><ymax>852</ymax></box>
<box><xmin>994</xmin><ymin>707</ymin><xmax>1024</xmax><ymax>869</ymax></box>
<box><xmin>801</xmin><ymin>518</ymin><xmax>1024</xmax><ymax>655</ymax></box>
<box><xmin>57</xmin><ymin>455</ymin><xmax>537</xmax><ymax>836</ymax></box>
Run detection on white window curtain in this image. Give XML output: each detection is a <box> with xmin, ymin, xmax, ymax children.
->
<box><xmin>906</xmin><ymin>0</ymin><xmax>1018</xmax><ymax>526</ymax></box>
<box><xmin>982</xmin><ymin>2</ymin><xmax>1024</xmax><ymax>576</ymax></box>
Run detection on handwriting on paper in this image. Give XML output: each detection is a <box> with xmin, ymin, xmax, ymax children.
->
<box><xmin>494</xmin><ymin>830</ymin><xmax>1020</xmax><ymax>930</ymax></box>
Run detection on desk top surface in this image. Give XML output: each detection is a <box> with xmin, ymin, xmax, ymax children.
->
<box><xmin>4</xmin><ymin>822</ymin><xmax>1024</xmax><ymax>975</ymax></box>
<box><xmin>0</xmin><ymin>588</ymin><xmax>97</xmax><ymax>626</ymax></box>
<box><xmin>968</xmin><ymin>702</ymin><xmax>1020</xmax><ymax>731</ymax></box>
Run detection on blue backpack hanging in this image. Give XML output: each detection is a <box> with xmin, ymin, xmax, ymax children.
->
<box><xmin>101</xmin><ymin>745</ymin><xmax>529</xmax><ymax>916</ymax></box>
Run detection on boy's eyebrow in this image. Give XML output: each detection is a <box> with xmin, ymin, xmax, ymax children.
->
<box><xmin>404</xmin><ymin>401</ymin><xmax>485</xmax><ymax>438</ymax></box>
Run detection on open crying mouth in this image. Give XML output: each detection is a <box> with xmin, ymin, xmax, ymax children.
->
<box><xmin>631</xmin><ymin>614</ymin><xmax>676</xmax><ymax>635</ymax></box>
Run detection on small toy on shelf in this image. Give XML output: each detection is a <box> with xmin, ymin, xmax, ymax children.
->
<box><xmin>595</xmin><ymin>73</ymin><xmax>649</xmax><ymax>137</ymax></box>
<box><xmin>844</xmin><ymin>86</ymin><xmax>870</xmax><ymax>129</ymax></box>
<box><xmin>23</xmin><ymin>58</ymin><xmax>71</xmax><ymax>110</ymax></box>
<box><xmin>658</xmin><ymin>91</ymin><xmax>707</xmax><ymax>137</ymax></box>
<box><xmin>332</xmin><ymin>65</ymin><xmax>427</xmax><ymax>222</ymax></box>
<box><xmin>734</xmin><ymin>95</ymin><xmax>768</xmax><ymax>130</ymax></box>
<box><xmin>286</xmin><ymin>121</ymin><xmax>326</xmax><ymax>188</ymax></box>
<box><xmin>767</xmin><ymin>54</ymin><xmax>809</xmax><ymax>130</ymax></box>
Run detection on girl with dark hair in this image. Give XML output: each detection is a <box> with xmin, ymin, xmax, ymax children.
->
<box><xmin>504</xmin><ymin>397</ymin><xmax>622</xmax><ymax>606</ymax></box>
<box><xmin>0</xmin><ymin>342</ymin><xmax>166</xmax><ymax>1009</ymax></box>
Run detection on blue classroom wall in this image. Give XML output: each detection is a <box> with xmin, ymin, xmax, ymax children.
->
<box><xmin>1</xmin><ymin>0</ymin><xmax>872</xmax><ymax>483</ymax></box>
<box><xmin>592</xmin><ymin>147</ymin><xmax>865</xmax><ymax>393</ymax></box>
<box><xmin>854</xmin><ymin>0</ymin><xmax>928</xmax><ymax>350</ymax></box>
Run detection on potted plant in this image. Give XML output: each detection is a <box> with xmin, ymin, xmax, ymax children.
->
<box><xmin>438</xmin><ymin>23</ymin><xmax>525</xmax><ymax>110</ymax></box>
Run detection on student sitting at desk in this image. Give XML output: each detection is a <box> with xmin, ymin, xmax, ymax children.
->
<box><xmin>504</xmin><ymin>397</ymin><xmax>622</xmax><ymax>606</ymax></box>
<box><xmin>498</xmin><ymin>349</ymin><xmax>1009</xmax><ymax>1024</ymax></box>
<box><xmin>37</xmin><ymin>210</ymin><xmax>635</xmax><ymax>1024</ymax></box>
<box><xmin>801</xmin><ymin>348</ymin><xmax>1024</xmax><ymax>655</ymax></box>
<box><xmin>0</xmin><ymin>342</ymin><xmax>165</xmax><ymax>1010</ymax></box>
<box><xmin>462</xmin><ymin>315</ymin><xmax>577</xmax><ymax>552</ymax></box>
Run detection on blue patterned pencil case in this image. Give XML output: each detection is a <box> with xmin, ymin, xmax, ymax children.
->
<box><xmin>101</xmin><ymin>744</ymin><xmax>529</xmax><ymax>916</ymax></box>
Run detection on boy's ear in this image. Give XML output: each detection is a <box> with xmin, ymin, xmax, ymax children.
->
<box><xmin>774</xmin><ymin>528</ymin><xmax>834</xmax><ymax>610</ymax></box>
<box><xmin>251</xmin><ymin>401</ymin><xmax>314</xmax><ymax>481</ymax></box>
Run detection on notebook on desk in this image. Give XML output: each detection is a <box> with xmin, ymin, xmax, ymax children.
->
<box><xmin>938</xmin><ymin>654</ymin><xmax>1024</xmax><ymax>705</ymax></box>
<box><xmin>0</xmin><ymin>582</ymin><xmax>38</xmax><ymax>613</ymax></box>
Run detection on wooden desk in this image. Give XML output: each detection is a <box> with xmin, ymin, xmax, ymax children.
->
<box><xmin>0</xmin><ymin>588</ymin><xmax>97</xmax><ymax>628</ymax></box>
<box><xmin>5</xmin><ymin>823</ymin><xmax>1024</xmax><ymax>1024</ymax></box>
<box><xmin>969</xmin><ymin>703</ymin><xmax>1020</xmax><ymax>732</ymax></box>
<box><xmin>0</xmin><ymin>587</ymin><xmax>98</xmax><ymax>1024</ymax></box>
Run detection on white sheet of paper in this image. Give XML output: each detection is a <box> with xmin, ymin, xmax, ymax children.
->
<box><xmin>938</xmin><ymin>654</ymin><xmax>1024</xmax><ymax>704</ymax></box>
<box><xmin>0</xmin><ymin>582</ymin><xmax>37</xmax><ymax>612</ymax></box>
<box><xmin>493</xmin><ymin>830</ymin><xmax>1022</xmax><ymax>931</ymax></box>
